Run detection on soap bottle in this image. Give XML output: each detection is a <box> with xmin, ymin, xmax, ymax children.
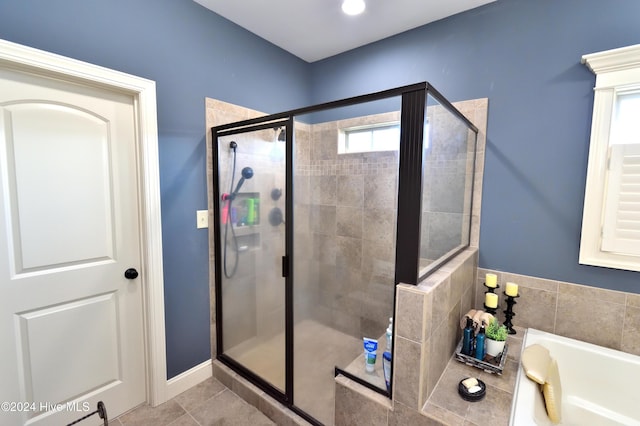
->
<box><xmin>462</xmin><ymin>317</ymin><xmax>474</xmax><ymax>356</ymax></box>
<box><xmin>386</xmin><ymin>317</ymin><xmax>393</xmax><ymax>351</ymax></box>
<box><xmin>475</xmin><ymin>325</ymin><xmax>486</xmax><ymax>361</ymax></box>
<box><xmin>253</xmin><ymin>198</ymin><xmax>260</xmax><ymax>224</ymax></box>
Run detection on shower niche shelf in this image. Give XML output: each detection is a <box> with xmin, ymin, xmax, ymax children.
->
<box><xmin>227</xmin><ymin>192</ymin><xmax>261</xmax><ymax>250</ymax></box>
<box><xmin>234</xmin><ymin>225</ymin><xmax>259</xmax><ymax>236</ymax></box>
<box><xmin>236</xmin><ymin>232</ymin><xmax>260</xmax><ymax>252</ymax></box>
<box><xmin>228</xmin><ymin>192</ymin><xmax>260</xmax><ymax>227</ymax></box>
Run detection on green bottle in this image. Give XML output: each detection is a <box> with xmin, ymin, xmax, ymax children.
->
<box><xmin>246</xmin><ymin>198</ymin><xmax>255</xmax><ymax>225</ymax></box>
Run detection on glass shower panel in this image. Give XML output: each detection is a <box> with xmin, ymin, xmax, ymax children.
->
<box><xmin>292</xmin><ymin>96</ymin><xmax>401</xmax><ymax>424</ymax></box>
<box><xmin>217</xmin><ymin>126</ymin><xmax>287</xmax><ymax>393</ymax></box>
<box><xmin>419</xmin><ymin>93</ymin><xmax>477</xmax><ymax>276</ymax></box>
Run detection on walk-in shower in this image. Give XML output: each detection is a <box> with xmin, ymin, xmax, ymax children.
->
<box><xmin>211</xmin><ymin>82</ymin><xmax>478</xmax><ymax>425</ymax></box>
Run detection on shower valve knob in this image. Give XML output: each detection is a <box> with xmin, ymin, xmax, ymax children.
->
<box><xmin>124</xmin><ymin>268</ymin><xmax>139</xmax><ymax>279</ymax></box>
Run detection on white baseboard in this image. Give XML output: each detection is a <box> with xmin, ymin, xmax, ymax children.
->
<box><xmin>166</xmin><ymin>359</ymin><xmax>212</xmax><ymax>400</ymax></box>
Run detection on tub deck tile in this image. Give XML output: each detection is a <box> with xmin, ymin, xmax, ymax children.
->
<box><xmin>423</xmin><ymin>344</ymin><xmax>520</xmax><ymax>426</ymax></box>
<box><xmin>463</xmin><ymin>383</ymin><xmax>512</xmax><ymax>426</ymax></box>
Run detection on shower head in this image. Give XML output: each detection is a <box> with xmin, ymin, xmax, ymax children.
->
<box><xmin>241</xmin><ymin>167</ymin><xmax>254</xmax><ymax>180</ymax></box>
<box><xmin>277</xmin><ymin>128</ymin><xmax>286</xmax><ymax>142</ymax></box>
<box><xmin>231</xmin><ymin>166</ymin><xmax>254</xmax><ymax>197</ymax></box>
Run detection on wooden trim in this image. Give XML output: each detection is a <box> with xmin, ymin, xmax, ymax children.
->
<box><xmin>166</xmin><ymin>359</ymin><xmax>212</xmax><ymax>400</ymax></box>
<box><xmin>580</xmin><ymin>44</ymin><xmax>640</xmax><ymax>272</ymax></box>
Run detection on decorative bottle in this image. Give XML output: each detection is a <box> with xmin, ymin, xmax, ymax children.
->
<box><xmin>475</xmin><ymin>325</ymin><xmax>486</xmax><ymax>361</ymax></box>
<box><xmin>386</xmin><ymin>317</ymin><xmax>393</xmax><ymax>351</ymax></box>
<box><xmin>462</xmin><ymin>317</ymin><xmax>474</xmax><ymax>356</ymax></box>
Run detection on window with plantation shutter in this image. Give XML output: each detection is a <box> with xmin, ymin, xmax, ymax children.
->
<box><xmin>580</xmin><ymin>44</ymin><xmax>640</xmax><ymax>272</ymax></box>
<box><xmin>601</xmin><ymin>143</ymin><xmax>640</xmax><ymax>255</ymax></box>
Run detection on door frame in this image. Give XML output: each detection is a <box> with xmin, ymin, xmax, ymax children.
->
<box><xmin>0</xmin><ymin>39</ymin><xmax>168</xmax><ymax>406</ymax></box>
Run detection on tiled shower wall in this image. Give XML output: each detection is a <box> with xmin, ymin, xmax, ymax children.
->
<box><xmin>206</xmin><ymin>99</ymin><xmax>267</xmax><ymax>355</ymax></box>
<box><xmin>335</xmin><ymin>99</ymin><xmax>489</xmax><ymax>426</ymax></box>
<box><xmin>475</xmin><ymin>268</ymin><xmax>640</xmax><ymax>356</ymax></box>
<box><xmin>295</xmin><ymin>112</ymin><xmax>401</xmax><ymax>340</ymax></box>
<box><xmin>296</xmin><ymin>104</ymin><xmax>480</xmax><ymax>341</ymax></box>
<box><xmin>335</xmin><ymin>248</ymin><xmax>479</xmax><ymax>426</ymax></box>
<box><xmin>421</xmin><ymin>105</ymin><xmax>477</xmax><ymax>265</ymax></box>
<box><xmin>214</xmin><ymin>126</ymin><xmax>288</xmax><ymax>348</ymax></box>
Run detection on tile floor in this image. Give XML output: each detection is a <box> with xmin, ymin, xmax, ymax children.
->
<box><xmin>226</xmin><ymin>319</ymin><xmax>362</xmax><ymax>425</ymax></box>
<box><xmin>113</xmin><ymin>377</ymin><xmax>276</xmax><ymax>426</ymax></box>
<box><xmin>112</xmin><ymin>320</ymin><xmax>370</xmax><ymax>426</ymax></box>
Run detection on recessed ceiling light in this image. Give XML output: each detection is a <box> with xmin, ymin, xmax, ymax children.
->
<box><xmin>342</xmin><ymin>0</ymin><xmax>365</xmax><ymax>15</ymax></box>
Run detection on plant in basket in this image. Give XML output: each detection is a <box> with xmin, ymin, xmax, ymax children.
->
<box><xmin>485</xmin><ymin>318</ymin><xmax>508</xmax><ymax>357</ymax></box>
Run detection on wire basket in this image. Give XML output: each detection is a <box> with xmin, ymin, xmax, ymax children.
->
<box><xmin>454</xmin><ymin>338</ymin><xmax>508</xmax><ymax>375</ymax></box>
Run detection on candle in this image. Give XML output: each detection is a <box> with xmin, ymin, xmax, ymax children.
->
<box><xmin>485</xmin><ymin>292</ymin><xmax>498</xmax><ymax>309</ymax></box>
<box><xmin>505</xmin><ymin>282</ymin><xmax>519</xmax><ymax>297</ymax></box>
<box><xmin>485</xmin><ymin>273</ymin><xmax>497</xmax><ymax>288</ymax></box>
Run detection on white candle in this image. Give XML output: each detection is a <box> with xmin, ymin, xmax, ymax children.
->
<box><xmin>485</xmin><ymin>273</ymin><xmax>497</xmax><ymax>288</ymax></box>
<box><xmin>505</xmin><ymin>282</ymin><xmax>519</xmax><ymax>297</ymax></box>
<box><xmin>485</xmin><ymin>292</ymin><xmax>498</xmax><ymax>309</ymax></box>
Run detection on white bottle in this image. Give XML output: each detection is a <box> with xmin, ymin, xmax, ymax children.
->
<box><xmin>386</xmin><ymin>317</ymin><xmax>393</xmax><ymax>351</ymax></box>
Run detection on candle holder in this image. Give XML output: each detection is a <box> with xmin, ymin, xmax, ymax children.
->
<box><xmin>503</xmin><ymin>292</ymin><xmax>520</xmax><ymax>334</ymax></box>
<box><xmin>483</xmin><ymin>282</ymin><xmax>499</xmax><ymax>294</ymax></box>
<box><xmin>483</xmin><ymin>282</ymin><xmax>499</xmax><ymax>315</ymax></box>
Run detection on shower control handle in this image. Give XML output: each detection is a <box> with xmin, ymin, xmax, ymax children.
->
<box><xmin>124</xmin><ymin>268</ymin><xmax>139</xmax><ymax>280</ymax></box>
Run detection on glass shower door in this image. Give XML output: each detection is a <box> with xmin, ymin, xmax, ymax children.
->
<box><xmin>214</xmin><ymin>122</ymin><xmax>288</xmax><ymax>396</ymax></box>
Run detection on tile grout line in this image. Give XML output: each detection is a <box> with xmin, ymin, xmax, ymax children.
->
<box><xmin>185</xmin><ymin>410</ymin><xmax>202</xmax><ymax>426</ymax></box>
<box><xmin>426</xmin><ymin>399</ymin><xmax>467</xmax><ymax>424</ymax></box>
<box><xmin>620</xmin><ymin>297</ymin><xmax>628</xmax><ymax>351</ymax></box>
<box><xmin>170</xmin><ymin>397</ymin><xmax>193</xmax><ymax>426</ymax></box>
<box><xmin>173</xmin><ymin>382</ymin><xmax>229</xmax><ymax>423</ymax></box>
<box><xmin>552</xmin><ymin>280</ymin><xmax>560</xmax><ymax>334</ymax></box>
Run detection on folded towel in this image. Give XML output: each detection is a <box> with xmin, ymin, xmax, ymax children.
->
<box><xmin>522</xmin><ymin>344</ymin><xmax>562</xmax><ymax>424</ymax></box>
<box><xmin>460</xmin><ymin>309</ymin><xmax>477</xmax><ymax>329</ymax></box>
<box><xmin>521</xmin><ymin>344</ymin><xmax>552</xmax><ymax>384</ymax></box>
<box><xmin>543</xmin><ymin>358</ymin><xmax>562</xmax><ymax>424</ymax></box>
<box><xmin>480</xmin><ymin>312</ymin><xmax>494</xmax><ymax>327</ymax></box>
<box><xmin>472</xmin><ymin>310</ymin><xmax>485</xmax><ymax>333</ymax></box>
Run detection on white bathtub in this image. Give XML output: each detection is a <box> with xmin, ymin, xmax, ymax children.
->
<box><xmin>510</xmin><ymin>328</ymin><xmax>640</xmax><ymax>426</ymax></box>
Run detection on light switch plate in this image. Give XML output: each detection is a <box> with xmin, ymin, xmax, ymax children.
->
<box><xmin>196</xmin><ymin>210</ymin><xmax>208</xmax><ymax>229</ymax></box>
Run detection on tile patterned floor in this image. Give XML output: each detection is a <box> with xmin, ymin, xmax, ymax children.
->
<box><xmin>225</xmin><ymin>319</ymin><xmax>362</xmax><ymax>426</ymax></box>
<box><xmin>113</xmin><ymin>377</ymin><xmax>276</xmax><ymax>426</ymax></box>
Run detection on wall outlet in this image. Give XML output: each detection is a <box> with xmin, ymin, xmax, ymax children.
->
<box><xmin>196</xmin><ymin>210</ymin><xmax>208</xmax><ymax>229</ymax></box>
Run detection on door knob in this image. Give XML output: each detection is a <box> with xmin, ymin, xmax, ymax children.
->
<box><xmin>124</xmin><ymin>268</ymin><xmax>139</xmax><ymax>279</ymax></box>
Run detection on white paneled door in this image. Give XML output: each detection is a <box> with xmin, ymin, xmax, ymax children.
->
<box><xmin>0</xmin><ymin>66</ymin><xmax>146</xmax><ymax>425</ymax></box>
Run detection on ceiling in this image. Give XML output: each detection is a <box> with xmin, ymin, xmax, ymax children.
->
<box><xmin>193</xmin><ymin>0</ymin><xmax>496</xmax><ymax>63</ymax></box>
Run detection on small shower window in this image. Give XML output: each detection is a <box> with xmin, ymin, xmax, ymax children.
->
<box><xmin>339</xmin><ymin>122</ymin><xmax>400</xmax><ymax>154</ymax></box>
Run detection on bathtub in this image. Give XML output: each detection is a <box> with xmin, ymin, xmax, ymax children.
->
<box><xmin>510</xmin><ymin>328</ymin><xmax>640</xmax><ymax>426</ymax></box>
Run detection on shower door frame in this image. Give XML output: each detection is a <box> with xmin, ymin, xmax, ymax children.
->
<box><xmin>211</xmin><ymin>82</ymin><xmax>478</xmax><ymax>425</ymax></box>
<box><xmin>212</xmin><ymin>117</ymin><xmax>295</xmax><ymax>408</ymax></box>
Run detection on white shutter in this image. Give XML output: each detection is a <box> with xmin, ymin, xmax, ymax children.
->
<box><xmin>601</xmin><ymin>143</ymin><xmax>640</xmax><ymax>255</ymax></box>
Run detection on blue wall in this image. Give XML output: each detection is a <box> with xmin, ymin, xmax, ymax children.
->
<box><xmin>311</xmin><ymin>0</ymin><xmax>640</xmax><ymax>293</ymax></box>
<box><xmin>0</xmin><ymin>0</ymin><xmax>311</xmax><ymax>378</ymax></box>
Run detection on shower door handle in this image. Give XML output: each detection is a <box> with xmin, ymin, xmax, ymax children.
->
<box><xmin>281</xmin><ymin>256</ymin><xmax>289</xmax><ymax>278</ymax></box>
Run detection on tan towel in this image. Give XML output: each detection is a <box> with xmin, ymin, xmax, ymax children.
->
<box><xmin>479</xmin><ymin>312</ymin><xmax>494</xmax><ymax>327</ymax></box>
<box><xmin>521</xmin><ymin>344</ymin><xmax>552</xmax><ymax>384</ymax></box>
<box><xmin>460</xmin><ymin>309</ymin><xmax>477</xmax><ymax>329</ymax></box>
<box><xmin>472</xmin><ymin>310</ymin><xmax>485</xmax><ymax>333</ymax></box>
<box><xmin>543</xmin><ymin>358</ymin><xmax>562</xmax><ymax>424</ymax></box>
